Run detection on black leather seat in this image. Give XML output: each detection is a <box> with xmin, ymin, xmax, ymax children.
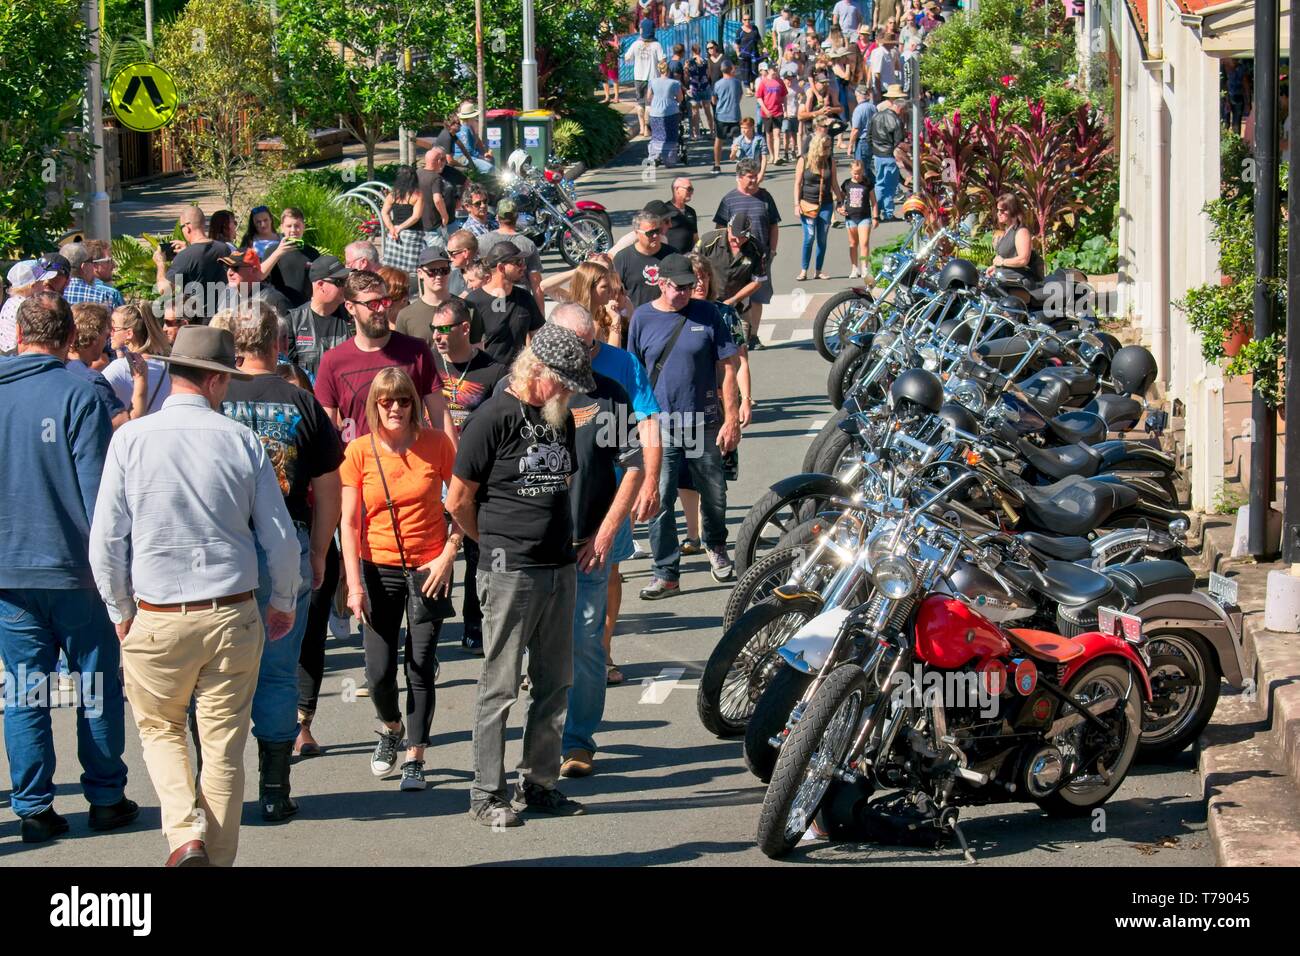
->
<box><xmin>1002</xmin><ymin>559</ymin><xmax>1117</xmax><ymax>608</ymax></box>
<box><xmin>977</xmin><ymin>336</ymin><xmax>1033</xmax><ymax>372</ymax></box>
<box><xmin>1035</xmin><ymin>365</ymin><xmax>1098</xmax><ymax>399</ymax></box>
<box><xmin>1103</xmin><ymin>560</ymin><xmax>1195</xmax><ymax>604</ymax></box>
<box><xmin>1018</xmin><ymin>531</ymin><xmax>1092</xmax><ymax>561</ymax></box>
<box><xmin>1086</xmin><ymin>393</ymin><xmax>1143</xmax><ymax>430</ymax></box>
<box><xmin>1019</xmin><ymin>377</ymin><xmax>1069</xmax><ymax>416</ymax></box>
<box><xmin>1019</xmin><ymin>475</ymin><xmax>1140</xmax><ymax>536</ymax></box>
<box><xmin>1017</xmin><ymin>438</ymin><xmax>1103</xmax><ymax>481</ymax></box>
<box><xmin>1047</xmin><ymin>410</ymin><xmax>1107</xmax><ymax>446</ymax></box>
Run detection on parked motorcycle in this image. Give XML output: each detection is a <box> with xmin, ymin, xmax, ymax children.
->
<box><xmin>499</xmin><ymin>150</ymin><xmax>613</xmax><ymax>266</ymax></box>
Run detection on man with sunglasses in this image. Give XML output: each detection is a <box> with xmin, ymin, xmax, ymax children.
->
<box><xmin>315</xmin><ymin>270</ymin><xmax>454</xmax><ymax>443</ymax></box>
<box><xmin>154</xmin><ymin>206</ymin><xmax>225</xmax><ymax>323</ymax></box>
<box><xmin>465</xmin><ymin>242</ymin><xmax>545</xmax><ymax>368</ymax></box>
<box><xmin>396</xmin><ymin>243</ymin><xmax>482</xmax><ymax>347</ymax></box>
<box><xmin>446</xmin><ymin>231</ymin><xmax>478</xmax><ymax>298</ymax></box>
<box><xmin>59</xmin><ymin>242</ymin><xmax>119</xmax><ymax>307</ymax></box>
<box><xmin>477</xmin><ymin>199</ymin><xmax>545</xmax><ymax>312</ymax></box>
<box><xmin>286</xmin><ymin>255</ymin><xmax>353</xmax><ymax>380</ymax></box>
<box><xmin>613</xmin><ymin>209</ymin><xmax>674</xmax><ymax>309</ymax></box>
<box><xmin>84</xmin><ymin>240</ymin><xmax>126</xmax><ymax>308</ymax></box>
<box><xmin>214</xmin><ymin>248</ymin><xmax>292</xmax><ymax>321</ymax></box>
<box><xmin>460</xmin><ymin>185</ymin><xmax>497</xmax><ymax>239</ymax></box>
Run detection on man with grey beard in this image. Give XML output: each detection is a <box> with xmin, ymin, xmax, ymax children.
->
<box><xmin>445</xmin><ymin>323</ymin><xmax>592</xmax><ymax>828</ymax></box>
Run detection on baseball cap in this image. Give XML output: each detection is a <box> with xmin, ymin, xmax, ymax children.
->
<box><xmin>658</xmin><ymin>253</ymin><xmax>697</xmax><ymax>287</ymax></box>
<box><xmin>218</xmin><ymin>247</ymin><xmax>262</xmax><ymax>270</ymax></box>
<box><xmin>7</xmin><ymin>259</ymin><xmax>55</xmax><ymax>288</ymax></box>
<box><xmin>60</xmin><ymin>243</ymin><xmax>93</xmax><ymax>272</ymax></box>
<box><xmin>780</xmin><ymin>61</ymin><xmax>799</xmax><ymax>77</ymax></box>
<box><xmin>727</xmin><ymin>212</ymin><xmax>755</xmax><ymax>242</ymax></box>
<box><xmin>36</xmin><ymin>254</ymin><xmax>71</xmax><ymax>277</ymax></box>
<box><xmin>417</xmin><ymin>241</ymin><xmax>451</xmax><ymax>267</ymax></box>
<box><xmin>530</xmin><ymin>323</ymin><xmax>596</xmax><ymax>393</ymax></box>
<box><xmin>308</xmin><ymin>254</ymin><xmax>351</xmax><ymax>282</ymax></box>
<box><xmin>483</xmin><ymin>240</ymin><xmax>525</xmax><ymax>268</ymax></box>
<box><xmin>643</xmin><ymin>199</ymin><xmax>675</xmax><ymax>220</ymax></box>
<box><xmin>856</xmin><ymin>83</ymin><xmax>873</xmax><ymax>97</ymax></box>
<box><xmin>496</xmin><ymin>198</ymin><xmax>518</xmax><ymax>218</ymax></box>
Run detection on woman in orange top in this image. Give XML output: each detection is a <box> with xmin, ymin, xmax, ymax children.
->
<box><xmin>340</xmin><ymin>367</ymin><xmax>460</xmax><ymax>791</ymax></box>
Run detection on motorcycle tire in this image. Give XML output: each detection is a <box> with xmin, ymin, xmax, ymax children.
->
<box><xmin>559</xmin><ymin>214</ymin><xmax>613</xmax><ymax>267</ymax></box>
<box><xmin>812</xmin><ymin>290</ymin><xmax>873</xmax><ymax>362</ymax></box>
<box><xmin>801</xmin><ymin>409</ymin><xmax>848</xmax><ymax>474</ymax></box>
<box><xmin>811</xmin><ymin>427</ymin><xmax>857</xmax><ymax>478</ymax></box>
<box><xmin>697</xmin><ymin>596</ymin><xmax>821</xmax><ymax>738</ymax></box>
<box><xmin>723</xmin><ymin>519</ymin><xmax>822</xmax><ymax>633</ymax></box>
<box><xmin>1137</xmin><ymin>631</ymin><xmax>1221</xmax><ymax>762</ymax></box>
<box><xmin>827</xmin><ymin>341</ymin><xmax>871</xmax><ymax>409</ymax></box>
<box><xmin>757</xmin><ymin>663</ymin><xmax>870</xmax><ymax>858</ymax></box>
<box><xmin>744</xmin><ymin>661</ymin><xmax>815</xmax><ymax>782</ymax></box>
<box><xmin>1035</xmin><ymin>660</ymin><xmax>1142</xmax><ymax>816</ymax></box>
<box><xmin>735</xmin><ymin>488</ymin><xmax>828</xmax><ymax>577</ymax></box>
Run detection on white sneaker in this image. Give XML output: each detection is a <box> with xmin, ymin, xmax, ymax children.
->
<box><xmin>848</xmin><ymin>266</ymin><xmax>859</xmax><ymax>279</ymax></box>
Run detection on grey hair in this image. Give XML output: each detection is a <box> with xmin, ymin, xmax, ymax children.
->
<box><xmin>549</xmin><ymin>302</ymin><xmax>595</xmax><ymax>338</ymax></box>
<box><xmin>344</xmin><ymin>240</ymin><xmax>379</xmax><ymax>263</ymax></box>
<box><xmin>635</xmin><ymin>210</ymin><xmax>663</xmax><ymax>230</ymax></box>
<box><xmin>60</xmin><ymin>241</ymin><xmax>92</xmax><ymax>272</ymax></box>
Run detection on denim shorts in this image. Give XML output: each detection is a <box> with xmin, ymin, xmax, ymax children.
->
<box><xmin>611</xmin><ymin>518</ymin><xmax>636</xmax><ymax>564</ymax></box>
<box><xmin>845</xmin><ymin>217</ymin><xmax>870</xmax><ymax>228</ymax></box>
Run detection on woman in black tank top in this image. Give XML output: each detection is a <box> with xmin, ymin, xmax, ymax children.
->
<box><xmin>794</xmin><ymin>126</ymin><xmax>843</xmax><ymax>280</ymax></box>
<box><xmin>988</xmin><ymin>192</ymin><xmax>1041</xmax><ymax>283</ymax></box>
<box><xmin>381</xmin><ymin>164</ymin><xmax>426</xmax><ymax>274</ymax></box>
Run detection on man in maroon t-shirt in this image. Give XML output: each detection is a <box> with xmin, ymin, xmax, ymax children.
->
<box><xmin>315</xmin><ymin>270</ymin><xmax>455</xmax><ymax>444</ymax></box>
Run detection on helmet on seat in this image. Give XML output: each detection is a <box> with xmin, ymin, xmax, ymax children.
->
<box><xmin>1108</xmin><ymin>345</ymin><xmax>1159</xmax><ymax>396</ymax></box>
<box><xmin>938</xmin><ymin>401</ymin><xmax>979</xmax><ymax>436</ymax></box>
<box><xmin>506</xmin><ymin>149</ymin><xmax>533</xmax><ymax>176</ymax></box>
<box><xmin>890</xmin><ymin>368</ymin><xmax>945</xmax><ymax>416</ymax></box>
<box><xmin>937</xmin><ymin>258</ymin><xmax>980</xmax><ymax>291</ymax></box>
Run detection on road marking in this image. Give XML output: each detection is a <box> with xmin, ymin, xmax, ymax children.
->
<box><xmin>638</xmin><ymin>667</ymin><xmax>690</xmax><ymax>704</ymax></box>
<box><xmin>808</xmin><ymin>420</ymin><xmax>826</xmax><ymax>434</ymax></box>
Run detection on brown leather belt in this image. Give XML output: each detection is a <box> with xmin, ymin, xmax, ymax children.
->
<box><xmin>137</xmin><ymin>591</ymin><xmax>255</xmax><ymax>613</ymax></box>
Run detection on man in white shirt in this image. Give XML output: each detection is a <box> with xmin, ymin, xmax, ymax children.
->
<box><xmin>669</xmin><ymin>0</ymin><xmax>691</xmax><ymax>24</ymax></box>
<box><xmin>625</xmin><ymin>19</ymin><xmax>666</xmax><ymax>137</ymax></box>
<box><xmin>832</xmin><ymin>0</ymin><xmax>863</xmax><ymax>34</ymax></box>
<box><xmin>868</xmin><ymin>33</ymin><xmax>900</xmax><ymax>102</ymax></box>
<box><xmin>90</xmin><ymin>324</ymin><xmax>300</xmax><ymax>867</ymax></box>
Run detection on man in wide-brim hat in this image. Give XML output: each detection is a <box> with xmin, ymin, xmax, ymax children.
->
<box><xmin>90</xmin><ymin>320</ymin><xmax>302</xmax><ymax>868</ymax></box>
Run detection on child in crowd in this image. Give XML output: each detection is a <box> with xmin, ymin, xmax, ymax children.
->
<box><xmin>730</xmin><ymin>116</ymin><xmax>770</xmax><ymax>180</ymax></box>
<box><xmin>838</xmin><ymin>158</ymin><xmax>877</xmax><ymax>278</ymax></box>
<box><xmin>781</xmin><ymin>65</ymin><xmax>805</xmax><ymax>163</ymax></box>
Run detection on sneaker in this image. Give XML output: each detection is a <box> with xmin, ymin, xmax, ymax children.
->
<box><xmin>510</xmin><ymin>781</ymin><xmax>588</xmax><ymax>817</ymax></box>
<box><xmin>712</xmin><ymin>164</ymin><xmax>722</xmax><ymax>173</ymax></box>
<box><xmin>469</xmin><ymin>797</ymin><xmax>522</xmax><ymax>828</ymax></box>
<box><xmin>639</xmin><ymin>578</ymin><xmax>680</xmax><ymax>600</ymax></box>
<box><xmin>560</xmin><ymin>749</ymin><xmax>595</xmax><ymax>778</ymax></box>
<box><xmin>399</xmin><ymin>759</ymin><xmax>426</xmax><ymax>792</ymax></box>
<box><xmin>707</xmin><ymin>547</ymin><xmax>735</xmax><ymax>582</ymax></box>
<box><xmin>370</xmin><ymin>723</ymin><xmax>404</xmax><ymax>777</ymax></box>
<box><xmin>747</xmin><ymin>336</ymin><xmax>765</xmax><ymax>351</ymax></box>
<box><xmin>848</xmin><ymin>265</ymin><xmax>859</xmax><ymax>279</ymax></box>
<box><xmin>680</xmin><ymin>537</ymin><xmax>703</xmax><ymax>555</ymax></box>
<box><xmin>461</xmin><ymin>630</ymin><xmax>484</xmax><ymax>656</ymax></box>
<box><xmin>630</xmin><ymin>542</ymin><xmax>652</xmax><ymax>560</ymax></box>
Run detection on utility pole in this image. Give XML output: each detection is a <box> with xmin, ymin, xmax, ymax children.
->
<box><xmin>475</xmin><ymin>0</ymin><xmax>486</xmax><ymax>128</ymax></box>
<box><xmin>1284</xmin><ymin>1</ymin><xmax>1300</xmax><ymax>563</ymax></box>
<box><xmin>84</xmin><ymin>0</ymin><xmax>111</xmax><ymax>240</ymax></box>
<box><xmin>908</xmin><ymin>52</ymin><xmax>921</xmax><ymax>251</ymax></box>
<box><xmin>522</xmin><ymin>0</ymin><xmax>538</xmax><ymax>110</ymax></box>
<box><xmin>398</xmin><ymin>47</ymin><xmax>413</xmax><ymax>165</ymax></box>
<box><xmin>1250</xmin><ymin>0</ymin><xmax>1280</xmax><ymax>558</ymax></box>
<box><xmin>145</xmin><ymin>0</ymin><xmax>154</xmax><ymax>46</ymax></box>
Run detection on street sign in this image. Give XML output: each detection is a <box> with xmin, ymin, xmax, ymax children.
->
<box><xmin>108</xmin><ymin>62</ymin><xmax>178</xmax><ymax>133</ymax></box>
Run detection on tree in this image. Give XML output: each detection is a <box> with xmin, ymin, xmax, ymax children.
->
<box><xmin>0</xmin><ymin>1</ymin><xmax>93</xmax><ymax>256</ymax></box>
<box><xmin>275</xmin><ymin>0</ymin><xmax>445</xmax><ymax>182</ymax></box>
<box><xmin>155</xmin><ymin>0</ymin><xmax>306</xmax><ymax>208</ymax></box>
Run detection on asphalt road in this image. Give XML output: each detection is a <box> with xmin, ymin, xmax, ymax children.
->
<box><xmin>0</xmin><ymin>111</ymin><xmax>1213</xmax><ymax>867</ymax></box>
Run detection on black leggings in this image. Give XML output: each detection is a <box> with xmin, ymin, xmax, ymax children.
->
<box><xmin>297</xmin><ymin>538</ymin><xmax>339</xmax><ymax>719</ymax></box>
<box><xmin>362</xmin><ymin>561</ymin><xmax>441</xmax><ymax>746</ymax></box>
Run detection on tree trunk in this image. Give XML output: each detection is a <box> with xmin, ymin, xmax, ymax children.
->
<box><xmin>365</xmin><ymin>139</ymin><xmax>376</xmax><ymax>182</ymax></box>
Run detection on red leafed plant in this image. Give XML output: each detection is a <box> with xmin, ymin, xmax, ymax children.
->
<box><xmin>966</xmin><ymin>95</ymin><xmax>1018</xmax><ymax>231</ymax></box>
<box><xmin>899</xmin><ymin>109</ymin><xmax>980</xmax><ymax>230</ymax></box>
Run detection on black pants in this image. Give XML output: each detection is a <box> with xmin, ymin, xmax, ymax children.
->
<box><xmin>362</xmin><ymin>561</ymin><xmax>441</xmax><ymax>746</ymax></box>
<box><xmin>463</xmin><ymin>538</ymin><xmax>482</xmax><ymax>636</ymax></box>
<box><xmin>297</xmin><ymin>538</ymin><xmax>339</xmax><ymax>719</ymax></box>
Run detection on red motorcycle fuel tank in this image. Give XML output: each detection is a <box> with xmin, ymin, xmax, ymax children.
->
<box><xmin>914</xmin><ymin>595</ymin><xmax>1013</xmax><ymax>668</ymax></box>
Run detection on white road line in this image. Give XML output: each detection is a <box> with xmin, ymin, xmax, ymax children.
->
<box><xmin>638</xmin><ymin>667</ymin><xmax>690</xmax><ymax>704</ymax></box>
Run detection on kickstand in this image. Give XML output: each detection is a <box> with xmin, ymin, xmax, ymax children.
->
<box><xmin>951</xmin><ymin>820</ymin><xmax>977</xmax><ymax>865</ymax></box>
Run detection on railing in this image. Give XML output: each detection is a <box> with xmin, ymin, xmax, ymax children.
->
<box><xmin>333</xmin><ymin>181</ymin><xmax>391</xmax><ymax>221</ymax></box>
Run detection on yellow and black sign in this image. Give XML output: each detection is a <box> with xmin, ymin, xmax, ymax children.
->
<box><xmin>109</xmin><ymin>62</ymin><xmax>179</xmax><ymax>133</ymax></box>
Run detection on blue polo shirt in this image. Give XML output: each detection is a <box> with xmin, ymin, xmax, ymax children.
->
<box><xmin>627</xmin><ymin>299</ymin><xmax>738</xmax><ymax>427</ymax></box>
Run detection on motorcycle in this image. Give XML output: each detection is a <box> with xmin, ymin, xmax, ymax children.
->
<box><xmin>498</xmin><ymin>150</ymin><xmax>613</xmax><ymax>266</ymax></box>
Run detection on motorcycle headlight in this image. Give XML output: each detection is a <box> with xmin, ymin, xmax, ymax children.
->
<box><xmin>881</xmin><ymin>253</ymin><xmax>899</xmax><ymax>276</ymax></box>
<box><xmin>864</xmin><ymin>520</ymin><xmax>900</xmax><ymax>571</ymax></box>
<box><xmin>917</xmin><ymin>345</ymin><xmax>940</xmax><ymax>372</ymax></box>
<box><xmin>949</xmin><ymin>377</ymin><xmax>986</xmax><ymax>414</ymax></box>
<box><xmin>873</xmin><ymin>556</ymin><xmax>917</xmax><ymax>600</ymax></box>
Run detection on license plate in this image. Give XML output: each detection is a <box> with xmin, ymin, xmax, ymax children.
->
<box><xmin>1097</xmin><ymin>606</ymin><xmax>1143</xmax><ymax>644</ymax></box>
<box><xmin>1208</xmin><ymin>571</ymin><xmax>1239</xmax><ymax>607</ymax></box>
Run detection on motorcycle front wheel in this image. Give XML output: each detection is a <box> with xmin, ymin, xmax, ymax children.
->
<box><xmin>757</xmin><ymin>663</ymin><xmax>869</xmax><ymax>858</ymax></box>
<box><xmin>559</xmin><ymin>214</ymin><xmax>613</xmax><ymax>267</ymax></box>
<box><xmin>724</xmin><ymin>519</ymin><xmax>824</xmax><ymax>632</ymax></box>
<box><xmin>744</xmin><ymin>661</ymin><xmax>814</xmax><ymax>782</ymax></box>
<box><xmin>812</xmin><ymin>290</ymin><xmax>874</xmax><ymax>362</ymax></box>
<box><xmin>734</xmin><ymin>488</ymin><xmax>828</xmax><ymax>576</ymax></box>
<box><xmin>827</xmin><ymin>342</ymin><xmax>872</xmax><ymax>409</ymax></box>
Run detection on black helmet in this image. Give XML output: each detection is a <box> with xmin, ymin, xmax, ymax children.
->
<box><xmin>936</xmin><ymin>317</ymin><xmax>972</xmax><ymax>344</ymax></box>
<box><xmin>937</xmin><ymin>258</ymin><xmax>980</xmax><ymax>291</ymax></box>
<box><xmin>938</xmin><ymin>401</ymin><xmax>979</xmax><ymax>436</ymax></box>
<box><xmin>1109</xmin><ymin>345</ymin><xmax>1158</xmax><ymax>396</ymax></box>
<box><xmin>996</xmin><ymin>295</ymin><xmax>1028</xmax><ymax>314</ymax></box>
<box><xmin>890</xmin><ymin>368</ymin><xmax>945</xmax><ymax>415</ymax></box>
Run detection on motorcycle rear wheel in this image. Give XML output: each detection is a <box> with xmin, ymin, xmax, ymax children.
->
<box><xmin>757</xmin><ymin>663</ymin><xmax>869</xmax><ymax>858</ymax></box>
<box><xmin>559</xmin><ymin>214</ymin><xmax>613</xmax><ymax>267</ymax></box>
<box><xmin>1137</xmin><ymin>632</ymin><xmax>1220</xmax><ymax>762</ymax></box>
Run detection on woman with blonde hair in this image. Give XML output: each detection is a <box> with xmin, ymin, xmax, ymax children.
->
<box><xmin>339</xmin><ymin>366</ymin><xmax>460</xmax><ymax>791</ymax></box>
<box><xmin>102</xmin><ymin>301</ymin><xmax>172</xmax><ymax>414</ymax></box>
<box><xmin>569</xmin><ymin>260</ymin><xmax>632</xmax><ymax>347</ymax></box>
<box><xmin>794</xmin><ymin>127</ymin><xmax>843</xmax><ymax>280</ymax></box>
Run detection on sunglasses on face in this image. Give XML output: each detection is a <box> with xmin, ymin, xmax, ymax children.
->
<box><xmin>321</xmin><ymin>277</ymin><xmax>346</xmax><ymax>287</ymax></box>
<box><xmin>377</xmin><ymin>397</ymin><xmax>413</xmax><ymax>409</ymax></box>
<box><xmin>466</xmin><ymin>199</ymin><xmax>487</xmax><ymax>207</ymax></box>
<box><xmin>352</xmin><ymin>296</ymin><xmax>392</xmax><ymax>311</ymax></box>
<box><xmin>422</xmin><ymin>266</ymin><xmax>451</xmax><ymax>277</ymax></box>
<box><xmin>640</xmin><ymin>228</ymin><xmax>662</xmax><ymax>237</ymax></box>
<box><xmin>432</xmin><ymin>321</ymin><xmax>467</xmax><ymax>334</ymax></box>
<box><xmin>163</xmin><ymin>319</ymin><xmax>185</xmax><ymax>328</ymax></box>
<box><xmin>667</xmin><ymin>280</ymin><xmax>695</xmax><ymax>292</ymax></box>
<box><xmin>449</xmin><ymin>247</ymin><xmax>472</xmax><ymax>257</ymax></box>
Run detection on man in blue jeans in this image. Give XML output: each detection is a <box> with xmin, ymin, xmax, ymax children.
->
<box><xmin>627</xmin><ymin>254</ymin><xmax>741</xmax><ymax>598</ymax></box>
<box><xmin>0</xmin><ymin>292</ymin><xmax>136</xmax><ymax>843</ymax></box>
<box><xmin>220</xmin><ymin>300</ymin><xmax>343</xmax><ymax>821</ymax></box>
<box><xmin>547</xmin><ymin>306</ymin><xmax>646</xmax><ymax>779</ymax></box>
<box><xmin>869</xmin><ymin>86</ymin><xmax>907</xmax><ymax>220</ymax></box>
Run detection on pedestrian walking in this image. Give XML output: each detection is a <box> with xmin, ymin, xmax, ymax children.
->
<box><xmin>870</xmin><ymin>84</ymin><xmax>908</xmax><ymax>219</ymax></box>
<box><xmin>734</xmin><ymin>11</ymin><xmax>762</xmax><ymax>88</ymax></box>
<box><xmin>711</xmin><ymin>60</ymin><xmax>745</xmax><ymax>173</ymax></box>
<box><xmin>795</xmin><ymin>126</ymin><xmax>843</xmax><ymax>281</ymax></box>
<box><xmin>839</xmin><ymin>158</ymin><xmax>877</xmax><ymax>278</ymax></box>
<box><xmin>686</xmin><ymin>44</ymin><xmax>713</xmax><ymax>139</ymax></box>
<box><xmin>1</xmin><ymin>292</ymin><xmax>137</xmax><ymax>845</ymax></box>
<box><xmin>59</xmin><ymin>242</ymin><xmax>119</xmax><ymax>307</ymax></box>
<box><xmin>284</xmin><ymin>254</ymin><xmax>353</xmax><ymax>382</ymax></box>
<box><xmin>614</xmin><ymin>209</ymin><xmax>674</xmax><ymax>308</ymax></box>
<box><xmin>625</xmin><ymin>19</ymin><xmax>665</xmax><ymax>139</ymax></box>
<box><xmin>90</xmin><ymin>324</ymin><xmax>301</xmax><ymax>867</ymax></box>
<box><xmin>647</xmin><ymin>60</ymin><xmax>685</xmax><ymax>167</ymax></box>
<box><xmin>711</xmin><ymin>160</ymin><xmax>781</xmax><ymax>343</ymax></box>
<box><xmin>446</xmin><ymin>324</ymin><xmax>595</xmax><ymax>827</ymax></box>
<box><xmin>465</xmin><ymin>242</ymin><xmax>546</xmax><ymax>367</ymax></box>
<box><xmin>380</xmin><ymin>165</ymin><xmax>426</xmax><ymax>276</ymax></box>
<box><xmin>599</xmin><ymin>20</ymin><xmax>622</xmax><ymax>104</ymax></box>
<box><xmin>397</xmin><ymin>243</ymin><xmax>459</xmax><ymax>346</ymax></box>
<box><xmin>219</xmin><ymin>301</ymin><xmax>343</xmax><ymax>820</ymax></box>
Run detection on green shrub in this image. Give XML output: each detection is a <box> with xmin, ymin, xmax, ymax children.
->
<box><xmin>1048</xmin><ymin>234</ymin><xmax>1118</xmax><ymax>274</ymax></box>
<box><xmin>553</xmin><ymin>100</ymin><xmax>628</xmax><ymax>167</ymax></box>
<box><xmin>255</xmin><ymin>174</ymin><xmax>367</xmax><ymax>257</ymax></box>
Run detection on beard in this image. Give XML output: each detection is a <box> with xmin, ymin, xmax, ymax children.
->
<box><xmin>357</xmin><ymin>315</ymin><xmax>389</xmax><ymax>338</ymax></box>
<box><xmin>541</xmin><ymin>393</ymin><xmax>571</xmax><ymax>430</ymax></box>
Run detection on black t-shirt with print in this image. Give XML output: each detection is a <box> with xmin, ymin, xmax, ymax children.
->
<box><xmin>166</xmin><ymin>241</ymin><xmax>229</xmax><ymax>323</ymax></box>
<box><xmin>221</xmin><ymin>372</ymin><xmax>344</xmax><ymax>525</ymax></box>
<box><xmin>614</xmin><ymin>245</ymin><xmax>673</xmax><ymax>309</ymax></box>
<box><xmin>439</xmin><ymin>349</ymin><xmax>509</xmax><ymax>434</ymax></box>
<box><xmin>569</xmin><ymin>372</ymin><xmax>643</xmax><ymax>542</ymax></box>
<box><xmin>267</xmin><ymin>243</ymin><xmax>321</xmax><ymax>309</ymax></box>
<box><xmin>453</xmin><ymin>389</ymin><xmax>577</xmax><ymax>569</ymax></box>
<box><xmin>464</xmin><ymin>286</ymin><xmax>545</xmax><ymax>367</ymax></box>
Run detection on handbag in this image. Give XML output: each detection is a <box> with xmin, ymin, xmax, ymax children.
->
<box><xmin>368</xmin><ymin>433</ymin><xmax>455</xmax><ymax>626</ymax></box>
<box><xmin>798</xmin><ymin>165</ymin><xmax>826</xmax><ymax>218</ymax></box>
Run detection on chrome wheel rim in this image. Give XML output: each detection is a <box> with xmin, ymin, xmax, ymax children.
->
<box><xmin>1141</xmin><ymin>635</ymin><xmax>1207</xmax><ymax>745</ymax></box>
<box><xmin>1054</xmin><ymin>674</ymin><xmax>1129</xmax><ymax>796</ymax></box>
<box><xmin>718</xmin><ymin>611</ymin><xmax>812</xmax><ymax>721</ymax></box>
<box><xmin>783</xmin><ymin>687</ymin><xmax>862</xmax><ymax>841</ymax></box>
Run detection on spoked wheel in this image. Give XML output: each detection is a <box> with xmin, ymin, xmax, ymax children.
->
<box><xmin>723</xmin><ymin>518</ymin><xmax>826</xmax><ymax>632</ymax></box>
<box><xmin>827</xmin><ymin>342</ymin><xmax>871</xmax><ymax>409</ymax></box>
<box><xmin>1138</xmin><ymin>632</ymin><xmax>1219</xmax><ymax>761</ymax></box>
<box><xmin>811</xmin><ymin>427</ymin><xmax>861</xmax><ymax>478</ymax></box>
<box><xmin>558</xmin><ymin>214</ymin><xmax>613</xmax><ymax>266</ymax></box>
<box><xmin>1036</xmin><ymin>661</ymin><xmax>1142</xmax><ymax>816</ymax></box>
<box><xmin>697</xmin><ymin>596</ymin><xmax>821</xmax><ymax>738</ymax></box>
<box><xmin>812</xmin><ymin>291</ymin><xmax>875</xmax><ymax>362</ymax></box>
<box><xmin>744</xmin><ymin>661</ymin><xmax>814</xmax><ymax>782</ymax></box>
<box><xmin>757</xmin><ymin>664</ymin><xmax>869</xmax><ymax>858</ymax></box>
<box><xmin>734</xmin><ymin>488</ymin><xmax>827</xmax><ymax>576</ymax></box>
<box><xmin>801</xmin><ymin>408</ymin><xmax>849</xmax><ymax>474</ymax></box>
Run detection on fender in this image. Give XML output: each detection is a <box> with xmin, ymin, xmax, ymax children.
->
<box><xmin>847</xmin><ymin>331</ymin><xmax>875</xmax><ymax>350</ymax></box>
<box><xmin>776</xmin><ymin>607</ymin><xmax>852</xmax><ymax>675</ymax></box>
<box><xmin>1127</xmin><ymin>591</ymin><xmax>1245</xmax><ymax>687</ymax></box>
<box><xmin>1109</xmin><ymin>497</ymin><xmax>1187</xmax><ymax>528</ymax></box>
<box><xmin>573</xmin><ymin>199</ymin><xmax>607</xmax><ymax>214</ymax></box>
<box><xmin>1060</xmin><ymin>631</ymin><xmax>1153</xmax><ymax>700</ymax></box>
<box><xmin>770</xmin><ymin>472</ymin><xmax>856</xmax><ymax>502</ymax></box>
<box><xmin>1098</xmin><ymin>442</ymin><xmax>1175</xmax><ymax>471</ymax></box>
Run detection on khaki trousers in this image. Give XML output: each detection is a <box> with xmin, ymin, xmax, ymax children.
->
<box><xmin>121</xmin><ymin>600</ymin><xmax>263</xmax><ymax>867</ymax></box>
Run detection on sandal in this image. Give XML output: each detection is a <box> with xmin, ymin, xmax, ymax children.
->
<box><xmin>816</xmin><ymin>272</ymin><xmax>831</xmax><ymax>280</ymax></box>
<box><xmin>606</xmin><ymin>663</ymin><xmax>626</xmax><ymax>686</ymax></box>
<box><xmin>796</xmin><ymin>270</ymin><xmax>808</xmax><ymax>282</ymax></box>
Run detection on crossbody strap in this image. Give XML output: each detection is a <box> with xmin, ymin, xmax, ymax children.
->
<box><xmin>368</xmin><ymin>432</ymin><xmax>410</xmax><ymax>574</ymax></box>
<box><xmin>650</xmin><ymin>315</ymin><xmax>690</xmax><ymax>390</ymax></box>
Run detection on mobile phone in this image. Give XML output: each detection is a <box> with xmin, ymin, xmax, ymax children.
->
<box><xmin>158</xmin><ymin>236</ymin><xmax>178</xmax><ymax>261</ymax></box>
